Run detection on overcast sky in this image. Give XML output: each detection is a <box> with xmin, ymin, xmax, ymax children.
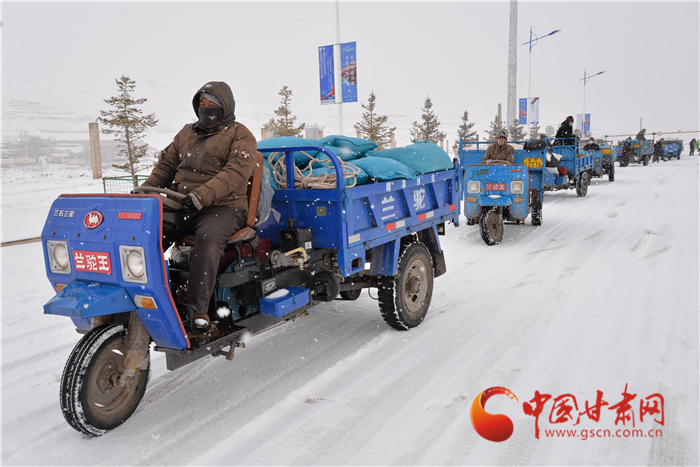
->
<box><xmin>2</xmin><ymin>1</ymin><xmax>699</xmax><ymax>151</ymax></box>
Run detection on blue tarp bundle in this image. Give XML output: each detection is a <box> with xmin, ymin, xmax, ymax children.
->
<box><xmin>363</xmin><ymin>141</ymin><xmax>454</xmax><ymax>174</ymax></box>
<box><xmin>259</xmin><ymin>136</ymin><xmax>451</xmax><ymax>188</ymax></box>
<box><xmin>352</xmin><ymin>157</ymin><xmax>417</xmax><ymax>182</ymax></box>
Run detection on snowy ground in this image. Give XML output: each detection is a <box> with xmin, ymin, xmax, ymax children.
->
<box><xmin>1</xmin><ymin>157</ymin><xmax>698</xmax><ymax>466</ymax></box>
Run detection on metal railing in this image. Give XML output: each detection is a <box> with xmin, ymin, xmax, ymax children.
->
<box><xmin>102</xmin><ymin>175</ymin><xmax>148</xmax><ymax>194</ymax></box>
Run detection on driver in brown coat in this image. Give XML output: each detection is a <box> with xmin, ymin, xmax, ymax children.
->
<box><xmin>481</xmin><ymin>129</ymin><xmax>514</xmax><ymax>165</ymax></box>
<box><xmin>141</xmin><ymin>81</ymin><xmax>257</xmax><ymax>329</ymax></box>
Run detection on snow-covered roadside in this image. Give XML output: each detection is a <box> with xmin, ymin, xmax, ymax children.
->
<box><xmin>1</xmin><ymin>158</ymin><xmax>698</xmax><ymax>466</ymax></box>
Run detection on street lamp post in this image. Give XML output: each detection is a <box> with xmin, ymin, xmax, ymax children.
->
<box><xmin>581</xmin><ymin>70</ymin><xmax>605</xmax><ymax>137</ymax></box>
<box><xmin>523</xmin><ymin>27</ymin><xmax>561</xmax><ymax>138</ymax></box>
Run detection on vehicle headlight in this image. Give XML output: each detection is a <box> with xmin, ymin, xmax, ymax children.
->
<box><xmin>47</xmin><ymin>240</ymin><xmax>71</xmax><ymax>274</ymax></box>
<box><xmin>127</xmin><ymin>251</ymin><xmax>145</xmax><ymax>277</ymax></box>
<box><xmin>510</xmin><ymin>180</ymin><xmax>525</xmax><ymax>194</ymax></box>
<box><xmin>119</xmin><ymin>246</ymin><xmax>148</xmax><ymax>284</ymax></box>
<box><xmin>468</xmin><ymin>181</ymin><xmax>480</xmax><ymax>193</ymax></box>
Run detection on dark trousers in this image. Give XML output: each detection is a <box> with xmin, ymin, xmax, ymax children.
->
<box><xmin>163</xmin><ymin>207</ymin><xmax>246</xmax><ymax>315</ymax></box>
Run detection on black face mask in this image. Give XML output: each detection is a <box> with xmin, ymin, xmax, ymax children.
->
<box><xmin>198</xmin><ymin>106</ymin><xmax>222</xmax><ymax>128</ymax></box>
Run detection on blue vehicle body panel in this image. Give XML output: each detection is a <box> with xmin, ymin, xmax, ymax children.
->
<box><xmin>257</xmin><ymin>146</ymin><xmax>460</xmax><ymax>277</ymax></box>
<box><xmin>41</xmin><ymin>195</ymin><xmax>189</xmax><ymax>350</ymax></box>
<box><xmin>551</xmin><ymin>144</ymin><xmax>594</xmax><ymax>182</ymax></box>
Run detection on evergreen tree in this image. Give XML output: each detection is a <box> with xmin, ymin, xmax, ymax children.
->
<box><xmin>528</xmin><ymin>122</ymin><xmax>541</xmax><ymax>140</ymax></box>
<box><xmin>263</xmin><ymin>85</ymin><xmax>305</xmax><ymax>137</ymax></box>
<box><xmin>409</xmin><ymin>96</ymin><xmax>446</xmax><ymax>144</ymax></box>
<box><xmin>99</xmin><ymin>75</ymin><xmax>158</xmax><ymax>182</ymax></box>
<box><xmin>484</xmin><ymin>114</ymin><xmax>506</xmax><ymax>142</ymax></box>
<box><xmin>453</xmin><ymin>110</ymin><xmax>478</xmax><ymax>150</ymax></box>
<box><xmin>508</xmin><ymin>118</ymin><xmax>527</xmax><ymax>141</ymax></box>
<box><xmin>354</xmin><ymin>90</ymin><xmax>395</xmax><ymax>149</ymax></box>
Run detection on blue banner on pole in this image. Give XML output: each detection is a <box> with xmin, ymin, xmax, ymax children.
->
<box><xmin>319</xmin><ymin>45</ymin><xmax>335</xmax><ymax>104</ymax></box>
<box><xmin>519</xmin><ymin>98</ymin><xmax>527</xmax><ymax>125</ymax></box>
<box><xmin>340</xmin><ymin>41</ymin><xmax>357</xmax><ymax>103</ymax></box>
<box><xmin>584</xmin><ymin>113</ymin><xmax>591</xmax><ymax>135</ymax></box>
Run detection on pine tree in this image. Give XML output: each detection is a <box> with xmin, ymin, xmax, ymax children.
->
<box><xmin>99</xmin><ymin>75</ymin><xmax>158</xmax><ymax>182</ymax></box>
<box><xmin>354</xmin><ymin>90</ymin><xmax>396</xmax><ymax>149</ymax></box>
<box><xmin>528</xmin><ymin>122</ymin><xmax>541</xmax><ymax>140</ymax></box>
<box><xmin>484</xmin><ymin>114</ymin><xmax>506</xmax><ymax>142</ymax></box>
<box><xmin>263</xmin><ymin>85</ymin><xmax>305</xmax><ymax>138</ymax></box>
<box><xmin>453</xmin><ymin>110</ymin><xmax>478</xmax><ymax>150</ymax></box>
<box><xmin>409</xmin><ymin>96</ymin><xmax>446</xmax><ymax>144</ymax></box>
<box><xmin>508</xmin><ymin>119</ymin><xmax>527</xmax><ymax>141</ymax></box>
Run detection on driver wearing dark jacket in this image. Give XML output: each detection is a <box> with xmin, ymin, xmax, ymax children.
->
<box><xmin>481</xmin><ymin>129</ymin><xmax>514</xmax><ymax>164</ymax></box>
<box><xmin>142</xmin><ymin>81</ymin><xmax>257</xmax><ymax>329</ymax></box>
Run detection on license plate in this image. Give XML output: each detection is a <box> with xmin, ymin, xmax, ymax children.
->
<box><xmin>485</xmin><ymin>183</ymin><xmax>506</xmax><ymax>191</ymax></box>
<box><xmin>73</xmin><ymin>250</ymin><xmax>112</xmax><ymax>274</ymax></box>
<box><xmin>523</xmin><ymin>157</ymin><xmax>543</xmax><ymax>169</ymax></box>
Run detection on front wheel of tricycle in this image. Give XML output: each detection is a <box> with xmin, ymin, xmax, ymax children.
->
<box><xmin>643</xmin><ymin>155</ymin><xmax>650</xmax><ymax>166</ymax></box>
<box><xmin>378</xmin><ymin>242</ymin><xmax>434</xmax><ymax>330</ymax></box>
<box><xmin>608</xmin><ymin>163</ymin><xmax>615</xmax><ymax>182</ymax></box>
<box><xmin>531</xmin><ymin>207</ymin><xmax>542</xmax><ymax>226</ymax></box>
<box><xmin>60</xmin><ymin>323</ymin><xmax>150</xmax><ymax>437</ymax></box>
<box><xmin>479</xmin><ymin>207</ymin><xmax>504</xmax><ymax>245</ymax></box>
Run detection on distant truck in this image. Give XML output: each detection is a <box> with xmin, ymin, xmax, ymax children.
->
<box><xmin>616</xmin><ymin>139</ymin><xmax>653</xmax><ymax>166</ymax></box>
<box><xmin>663</xmin><ymin>139</ymin><xmax>683</xmax><ymax>159</ymax></box>
<box><xmin>584</xmin><ymin>140</ymin><xmax>616</xmax><ymax>182</ymax></box>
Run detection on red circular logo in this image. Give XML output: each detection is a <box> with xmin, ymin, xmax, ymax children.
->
<box><xmin>83</xmin><ymin>211</ymin><xmax>104</xmax><ymax>229</ymax></box>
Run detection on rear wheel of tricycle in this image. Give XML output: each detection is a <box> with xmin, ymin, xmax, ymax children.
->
<box><xmin>378</xmin><ymin>242</ymin><xmax>433</xmax><ymax>330</ymax></box>
<box><xmin>479</xmin><ymin>207</ymin><xmax>504</xmax><ymax>245</ymax></box>
<box><xmin>60</xmin><ymin>323</ymin><xmax>150</xmax><ymax>437</ymax></box>
<box><xmin>576</xmin><ymin>172</ymin><xmax>590</xmax><ymax>197</ymax></box>
<box><xmin>643</xmin><ymin>155</ymin><xmax>650</xmax><ymax>166</ymax></box>
<box><xmin>608</xmin><ymin>163</ymin><xmax>615</xmax><ymax>182</ymax></box>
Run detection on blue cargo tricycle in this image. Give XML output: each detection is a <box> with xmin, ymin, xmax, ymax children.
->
<box><xmin>585</xmin><ymin>141</ymin><xmax>615</xmax><ymax>182</ymax></box>
<box><xmin>617</xmin><ymin>139</ymin><xmax>652</xmax><ymax>166</ymax></box>
<box><xmin>42</xmin><ymin>146</ymin><xmax>461</xmax><ymax>436</ymax></box>
<box><xmin>459</xmin><ymin>139</ymin><xmax>546</xmax><ymax>245</ymax></box>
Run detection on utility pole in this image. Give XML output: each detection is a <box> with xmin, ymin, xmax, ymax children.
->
<box><xmin>506</xmin><ymin>0</ymin><xmax>518</xmax><ymax>126</ymax></box>
<box><xmin>334</xmin><ymin>0</ymin><xmax>343</xmax><ymax>135</ymax></box>
<box><xmin>89</xmin><ymin>122</ymin><xmax>102</xmax><ymax>179</ymax></box>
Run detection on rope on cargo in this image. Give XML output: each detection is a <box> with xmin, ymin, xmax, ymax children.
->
<box><xmin>268</xmin><ymin>151</ymin><xmax>362</xmax><ymax>189</ymax></box>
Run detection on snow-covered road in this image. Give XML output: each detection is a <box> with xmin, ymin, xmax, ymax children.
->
<box><xmin>2</xmin><ymin>158</ymin><xmax>698</xmax><ymax>466</ymax></box>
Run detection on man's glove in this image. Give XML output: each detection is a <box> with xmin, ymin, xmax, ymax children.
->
<box><xmin>182</xmin><ymin>193</ymin><xmax>203</xmax><ymax>211</ymax></box>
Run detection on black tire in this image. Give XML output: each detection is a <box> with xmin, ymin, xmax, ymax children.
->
<box><xmin>60</xmin><ymin>323</ymin><xmax>150</xmax><ymax>437</ymax></box>
<box><xmin>608</xmin><ymin>163</ymin><xmax>615</xmax><ymax>182</ymax></box>
<box><xmin>531</xmin><ymin>208</ymin><xmax>542</xmax><ymax>226</ymax></box>
<box><xmin>339</xmin><ymin>289</ymin><xmax>362</xmax><ymax>300</ymax></box>
<box><xmin>479</xmin><ymin>207</ymin><xmax>504</xmax><ymax>245</ymax></box>
<box><xmin>620</xmin><ymin>158</ymin><xmax>629</xmax><ymax>167</ymax></box>
<box><xmin>378</xmin><ymin>242</ymin><xmax>433</xmax><ymax>330</ymax></box>
<box><xmin>576</xmin><ymin>172</ymin><xmax>589</xmax><ymax>197</ymax></box>
<box><xmin>643</xmin><ymin>155</ymin><xmax>649</xmax><ymax>166</ymax></box>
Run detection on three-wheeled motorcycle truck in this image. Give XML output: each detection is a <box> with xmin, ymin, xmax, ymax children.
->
<box><xmin>616</xmin><ymin>138</ymin><xmax>653</xmax><ymax>166</ymax></box>
<box><xmin>459</xmin><ymin>139</ymin><xmax>547</xmax><ymax>245</ymax></box>
<box><xmin>545</xmin><ymin>138</ymin><xmax>596</xmax><ymax>197</ymax></box>
<box><xmin>587</xmin><ymin>142</ymin><xmax>616</xmax><ymax>182</ymax></box>
<box><xmin>42</xmin><ymin>146</ymin><xmax>461</xmax><ymax>436</ymax></box>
